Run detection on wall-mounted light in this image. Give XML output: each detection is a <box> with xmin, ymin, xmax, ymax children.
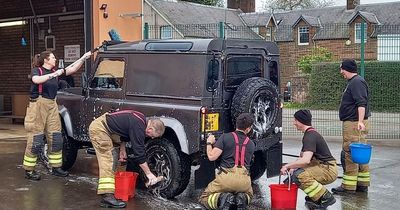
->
<box><xmin>100</xmin><ymin>4</ymin><xmax>108</xmax><ymax>19</ymax></box>
<box><xmin>345</xmin><ymin>39</ymin><xmax>352</xmax><ymax>46</ymax></box>
<box><xmin>0</xmin><ymin>20</ymin><xmax>27</xmax><ymax>28</ymax></box>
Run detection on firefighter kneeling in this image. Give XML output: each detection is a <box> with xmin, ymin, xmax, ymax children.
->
<box><xmin>281</xmin><ymin>110</ymin><xmax>338</xmax><ymax>209</ymax></box>
<box><xmin>199</xmin><ymin>113</ymin><xmax>255</xmax><ymax>210</ymax></box>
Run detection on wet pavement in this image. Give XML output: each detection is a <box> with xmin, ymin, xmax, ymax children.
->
<box><xmin>1</xmin><ymin>120</ymin><xmax>399</xmax><ymax>210</ymax></box>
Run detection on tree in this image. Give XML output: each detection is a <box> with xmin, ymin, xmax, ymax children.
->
<box><xmin>262</xmin><ymin>0</ymin><xmax>334</xmax><ymax>12</ymax></box>
<box><xmin>182</xmin><ymin>0</ymin><xmax>224</xmax><ymax>7</ymax></box>
<box><xmin>298</xmin><ymin>46</ymin><xmax>333</xmax><ymax>74</ymax></box>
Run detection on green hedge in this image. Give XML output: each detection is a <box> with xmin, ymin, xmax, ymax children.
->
<box><xmin>307</xmin><ymin>61</ymin><xmax>400</xmax><ymax>112</ymax></box>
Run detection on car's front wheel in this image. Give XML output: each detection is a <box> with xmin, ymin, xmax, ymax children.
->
<box><xmin>39</xmin><ymin>126</ymin><xmax>79</xmax><ymax>171</ymax></box>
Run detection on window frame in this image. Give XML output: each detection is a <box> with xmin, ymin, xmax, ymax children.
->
<box><xmin>265</xmin><ymin>27</ymin><xmax>272</xmax><ymax>41</ymax></box>
<box><xmin>355</xmin><ymin>22</ymin><xmax>368</xmax><ymax>44</ymax></box>
<box><xmin>298</xmin><ymin>26</ymin><xmax>310</xmax><ymax>45</ymax></box>
<box><xmin>160</xmin><ymin>25</ymin><xmax>173</xmax><ymax>39</ymax></box>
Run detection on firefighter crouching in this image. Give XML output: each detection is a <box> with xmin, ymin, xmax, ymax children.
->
<box><xmin>281</xmin><ymin>109</ymin><xmax>338</xmax><ymax>209</ymax></box>
<box><xmin>199</xmin><ymin>113</ymin><xmax>255</xmax><ymax>210</ymax></box>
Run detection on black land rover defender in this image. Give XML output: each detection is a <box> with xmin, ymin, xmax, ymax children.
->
<box><xmin>55</xmin><ymin>39</ymin><xmax>282</xmax><ymax>198</ymax></box>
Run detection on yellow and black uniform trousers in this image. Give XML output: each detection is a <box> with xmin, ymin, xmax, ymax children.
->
<box><xmin>199</xmin><ymin>167</ymin><xmax>253</xmax><ymax>210</ymax></box>
<box><xmin>291</xmin><ymin>159</ymin><xmax>338</xmax><ymax>202</ymax></box>
<box><xmin>341</xmin><ymin>120</ymin><xmax>370</xmax><ymax>190</ymax></box>
<box><xmin>89</xmin><ymin>113</ymin><xmax>121</xmax><ymax>194</ymax></box>
<box><xmin>23</xmin><ymin>97</ymin><xmax>63</xmax><ymax>170</ymax></box>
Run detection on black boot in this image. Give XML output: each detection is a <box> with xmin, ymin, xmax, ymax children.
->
<box><xmin>52</xmin><ymin>167</ymin><xmax>69</xmax><ymax>177</ymax></box>
<box><xmin>319</xmin><ymin>191</ymin><xmax>336</xmax><ymax>208</ymax></box>
<box><xmin>25</xmin><ymin>170</ymin><xmax>41</xmax><ymax>181</ymax></box>
<box><xmin>331</xmin><ymin>186</ymin><xmax>355</xmax><ymax>195</ymax></box>
<box><xmin>305</xmin><ymin>191</ymin><xmax>336</xmax><ymax>210</ymax></box>
<box><xmin>356</xmin><ymin>186</ymin><xmax>368</xmax><ymax>193</ymax></box>
<box><xmin>235</xmin><ymin>192</ymin><xmax>249</xmax><ymax>210</ymax></box>
<box><xmin>101</xmin><ymin>193</ymin><xmax>126</xmax><ymax>208</ymax></box>
<box><xmin>218</xmin><ymin>192</ymin><xmax>235</xmax><ymax>210</ymax></box>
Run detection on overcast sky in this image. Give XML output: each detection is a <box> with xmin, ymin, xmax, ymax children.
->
<box><xmin>256</xmin><ymin>0</ymin><xmax>400</xmax><ymax>12</ymax></box>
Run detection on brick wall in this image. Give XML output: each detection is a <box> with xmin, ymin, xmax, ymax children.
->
<box><xmin>0</xmin><ymin>0</ymin><xmax>84</xmax><ymax>112</ymax></box>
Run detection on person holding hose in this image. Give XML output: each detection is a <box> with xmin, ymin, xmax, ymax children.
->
<box><xmin>23</xmin><ymin>50</ymin><xmax>92</xmax><ymax>180</ymax></box>
<box><xmin>89</xmin><ymin>110</ymin><xmax>165</xmax><ymax>208</ymax></box>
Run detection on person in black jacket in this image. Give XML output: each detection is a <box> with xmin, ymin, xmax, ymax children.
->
<box><xmin>332</xmin><ymin>59</ymin><xmax>371</xmax><ymax>195</ymax></box>
<box><xmin>89</xmin><ymin>110</ymin><xmax>165</xmax><ymax>208</ymax></box>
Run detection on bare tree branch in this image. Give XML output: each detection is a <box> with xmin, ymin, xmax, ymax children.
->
<box><xmin>262</xmin><ymin>0</ymin><xmax>334</xmax><ymax>12</ymax></box>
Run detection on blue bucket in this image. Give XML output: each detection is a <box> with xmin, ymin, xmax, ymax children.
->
<box><xmin>349</xmin><ymin>143</ymin><xmax>372</xmax><ymax>164</ymax></box>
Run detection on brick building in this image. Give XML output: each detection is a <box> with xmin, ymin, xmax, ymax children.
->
<box><xmin>240</xmin><ymin>0</ymin><xmax>400</xmax><ymax>90</ymax></box>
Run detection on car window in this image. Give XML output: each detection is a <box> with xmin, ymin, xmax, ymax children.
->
<box><xmin>225</xmin><ymin>55</ymin><xmax>263</xmax><ymax>90</ymax></box>
<box><xmin>90</xmin><ymin>58</ymin><xmax>125</xmax><ymax>89</ymax></box>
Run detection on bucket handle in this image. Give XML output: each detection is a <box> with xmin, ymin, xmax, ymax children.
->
<box><xmin>278</xmin><ymin>170</ymin><xmax>291</xmax><ymax>191</ymax></box>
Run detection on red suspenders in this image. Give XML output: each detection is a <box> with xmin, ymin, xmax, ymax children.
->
<box><xmin>109</xmin><ymin>110</ymin><xmax>146</xmax><ymax>125</ymax></box>
<box><xmin>231</xmin><ymin>132</ymin><xmax>250</xmax><ymax>167</ymax></box>
<box><xmin>37</xmin><ymin>67</ymin><xmax>56</xmax><ymax>95</ymax></box>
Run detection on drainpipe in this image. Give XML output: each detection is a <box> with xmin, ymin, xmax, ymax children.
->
<box><xmin>360</xmin><ymin>20</ymin><xmax>365</xmax><ymax>78</ymax></box>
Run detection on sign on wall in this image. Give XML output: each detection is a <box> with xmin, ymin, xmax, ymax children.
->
<box><xmin>64</xmin><ymin>45</ymin><xmax>80</xmax><ymax>62</ymax></box>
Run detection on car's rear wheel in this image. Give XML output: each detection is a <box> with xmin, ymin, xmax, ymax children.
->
<box><xmin>231</xmin><ymin>77</ymin><xmax>279</xmax><ymax>140</ymax></box>
<box><xmin>250</xmin><ymin>151</ymin><xmax>267</xmax><ymax>181</ymax></box>
<box><xmin>127</xmin><ymin>138</ymin><xmax>191</xmax><ymax>199</ymax></box>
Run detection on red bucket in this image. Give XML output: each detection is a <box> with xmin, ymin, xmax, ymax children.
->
<box><xmin>115</xmin><ymin>171</ymin><xmax>139</xmax><ymax>201</ymax></box>
<box><xmin>269</xmin><ymin>183</ymin><xmax>298</xmax><ymax>209</ymax></box>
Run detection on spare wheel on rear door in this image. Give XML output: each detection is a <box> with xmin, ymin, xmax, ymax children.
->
<box><xmin>231</xmin><ymin>77</ymin><xmax>279</xmax><ymax>140</ymax></box>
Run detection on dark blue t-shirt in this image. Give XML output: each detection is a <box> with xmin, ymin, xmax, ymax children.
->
<box><xmin>30</xmin><ymin>67</ymin><xmax>58</xmax><ymax>99</ymax></box>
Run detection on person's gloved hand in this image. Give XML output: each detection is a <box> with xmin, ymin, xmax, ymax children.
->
<box><xmin>146</xmin><ymin>173</ymin><xmax>158</xmax><ymax>186</ymax></box>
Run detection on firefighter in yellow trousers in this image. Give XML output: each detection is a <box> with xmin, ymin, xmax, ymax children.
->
<box><xmin>23</xmin><ymin>50</ymin><xmax>91</xmax><ymax>180</ymax></box>
<box><xmin>199</xmin><ymin>113</ymin><xmax>255</xmax><ymax>210</ymax></box>
<box><xmin>89</xmin><ymin>110</ymin><xmax>165</xmax><ymax>208</ymax></box>
<box><xmin>332</xmin><ymin>59</ymin><xmax>371</xmax><ymax>195</ymax></box>
<box><xmin>281</xmin><ymin>110</ymin><xmax>338</xmax><ymax>209</ymax></box>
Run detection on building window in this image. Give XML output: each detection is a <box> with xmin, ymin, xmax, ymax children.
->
<box><xmin>355</xmin><ymin>23</ymin><xmax>367</xmax><ymax>43</ymax></box>
<box><xmin>250</xmin><ymin>27</ymin><xmax>259</xmax><ymax>35</ymax></box>
<box><xmin>160</xmin><ymin>26</ymin><xmax>172</xmax><ymax>39</ymax></box>
<box><xmin>298</xmin><ymin>26</ymin><xmax>309</xmax><ymax>45</ymax></box>
<box><xmin>265</xmin><ymin>27</ymin><xmax>272</xmax><ymax>41</ymax></box>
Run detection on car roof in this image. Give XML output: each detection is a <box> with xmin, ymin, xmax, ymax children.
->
<box><xmin>102</xmin><ymin>39</ymin><xmax>279</xmax><ymax>55</ymax></box>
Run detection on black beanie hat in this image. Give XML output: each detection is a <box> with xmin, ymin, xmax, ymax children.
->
<box><xmin>294</xmin><ymin>109</ymin><xmax>312</xmax><ymax>126</ymax></box>
<box><xmin>340</xmin><ymin>59</ymin><xmax>358</xmax><ymax>73</ymax></box>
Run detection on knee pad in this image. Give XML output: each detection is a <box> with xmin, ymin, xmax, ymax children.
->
<box><xmin>51</xmin><ymin>132</ymin><xmax>63</xmax><ymax>152</ymax></box>
<box><xmin>31</xmin><ymin>134</ymin><xmax>45</xmax><ymax>155</ymax></box>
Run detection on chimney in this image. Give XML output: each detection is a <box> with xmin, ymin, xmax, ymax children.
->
<box><xmin>227</xmin><ymin>0</ymin><xmax>255</xmax><ymax>13</ymax></box>
<box><xmin>347</xmin><ymin>0</ymin><xmax>360</xmax><ymax>10</ymax></box>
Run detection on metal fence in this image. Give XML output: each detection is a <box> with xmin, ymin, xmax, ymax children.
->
<box><xmin>145</xmin><ymin>23</ymin><xmax>400</xmax><ymax>139</ymax></box>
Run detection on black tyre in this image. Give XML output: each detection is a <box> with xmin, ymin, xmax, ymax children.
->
<box><xmin>250</xmin><ymin>151</ymin><xmax>267</xmax><ymax>181</ymax></box>
<box><xmin>61</xmin><ymin>127</ymin><xmax>79</xmax><ymax>170</ymax></box>
<box><xmin>231</xmin><ymin>77</ymin><xmax>279</xmax><ymax>140</ymax></box>
<box><xmin>128</xmin><ymin>138</ymin><xmax>191</xmax><ymax>198</ymax></box>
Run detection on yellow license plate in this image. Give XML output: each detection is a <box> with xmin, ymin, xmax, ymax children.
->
<box><xmin>202</xmin><ymin>113</ymin><xmax>219</xmax><ymax>132</ymax></box>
